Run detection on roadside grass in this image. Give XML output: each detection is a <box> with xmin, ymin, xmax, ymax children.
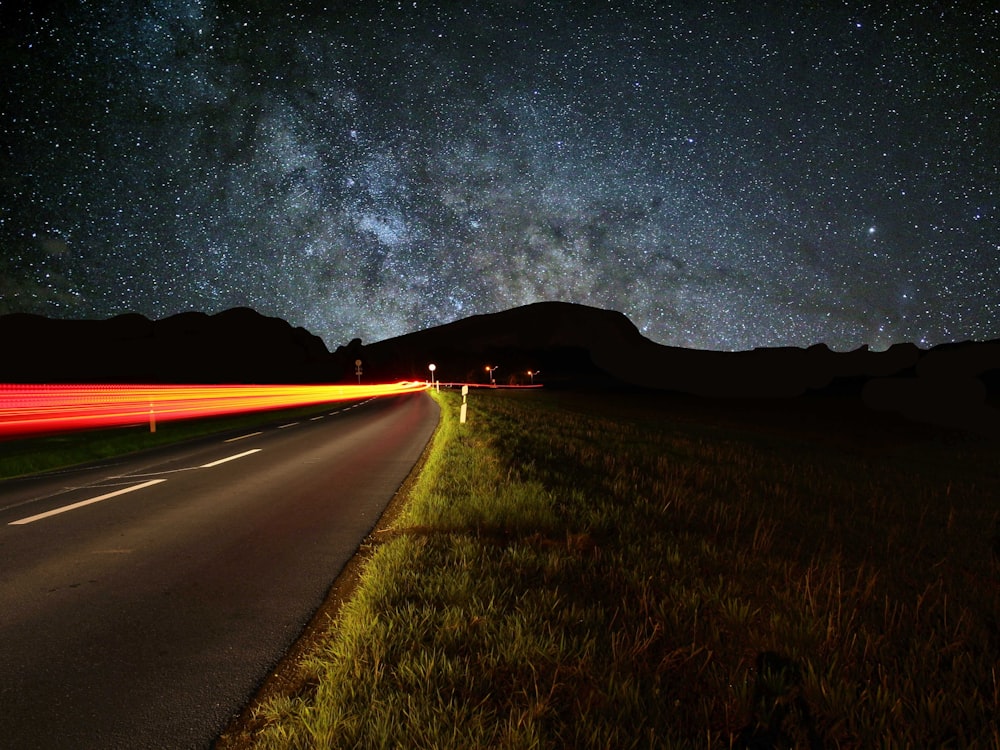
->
<box><xmin>239</xmin><ymin>388</ymin><xmax>1000</xmax><ymax>748</ymax></box>
<box><xmin>0</xmin><ymin>402</ymin><xmax>353</xmax><ymax>480</ymax></box>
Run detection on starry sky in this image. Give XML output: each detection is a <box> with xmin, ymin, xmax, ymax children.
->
<box><xmin>2</xmin><ymin>1</ymin><xmax>997</xmax><ymax>352</ymax></box>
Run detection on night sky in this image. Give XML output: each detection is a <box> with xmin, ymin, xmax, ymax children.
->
<box><xmin>2</xmin><ymin>1</ymin><xmax>996</xmax><ymax>352</ymax></box>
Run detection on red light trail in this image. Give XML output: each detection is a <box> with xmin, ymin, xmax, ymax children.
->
<box><xmin>0</xmin><ymin>382</ymin><xmax>429</xmax><ymax>439</ymax></box>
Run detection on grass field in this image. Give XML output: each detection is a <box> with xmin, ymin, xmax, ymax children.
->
<box><xmin>220</xmin><ymin>387</ymin><xmax>1000</xmax><ymax>748</ymax></box>
<box><xmin>0</xmin><ymin>401</ymin><xmax>360</xmax><ymax>480</ymax></box>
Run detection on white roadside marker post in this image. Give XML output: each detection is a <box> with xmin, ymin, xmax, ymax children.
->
<box><xmin>460</xmin><ymin>384</ymin><xmax>468</xmax><ymax>424</ymax></box>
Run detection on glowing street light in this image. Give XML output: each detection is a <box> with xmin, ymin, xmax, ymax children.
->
<box><xmin>428</xmin><ymin>363</ymin><xmax>437</xmax><ymax>390</ymax></box>
<box><xmin>527</xmin><ymin>369</ymin><xmax>540</xmax><ymax>384</ymax></box>
<box><xmin>485</xmin><ymin>365</ymin><xmax>499</xmax><ymax>385</ymax></box>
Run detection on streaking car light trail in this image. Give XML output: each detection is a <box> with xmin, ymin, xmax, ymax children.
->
<box><xmin>0</xmin><ymin>382</ymin><xmax>429</xmax><ymax>438</ymax></box>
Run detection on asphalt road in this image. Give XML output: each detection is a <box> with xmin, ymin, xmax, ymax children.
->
<box><xmin>0</xmin><ymin>392</ymin><xmax>439</xmax><ymax>749</ymax></box>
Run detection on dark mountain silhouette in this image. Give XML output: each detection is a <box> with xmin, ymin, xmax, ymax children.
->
<box><xmin>1</xmin><ymin>301</ymin><xmax>997</xmax><ymax>436</ymax></box>
<box><xmin>0</xmin><ymin>307</ymin><xmax>334</xmax><ymax>383</ymax></box>
<box><xmin>340</xmin><ymin>301</ymin><xmax>999</xmax><ymax>436</ymax></box>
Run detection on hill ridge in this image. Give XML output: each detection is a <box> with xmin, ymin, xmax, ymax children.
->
<box><xmin>2</xmin><ymin>301</ymin><xmax>997</xmax><ymax>436</ymax></box>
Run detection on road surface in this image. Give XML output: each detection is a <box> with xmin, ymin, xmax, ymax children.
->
<box><xmin>0</xmin><ymin>392</ymin><xmax>438</xmax><ymax>749</ymax></box>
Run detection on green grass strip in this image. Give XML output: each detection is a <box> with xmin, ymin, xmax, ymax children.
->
<box><xmin>238</xmin><ymin>389</ymin><xmax>1000</xmax><ymax>748</ymax></box>
<box><xmin>0</xmin><ymin>402</ymin><xmax>349</xmax><ymax>480</ymax></box>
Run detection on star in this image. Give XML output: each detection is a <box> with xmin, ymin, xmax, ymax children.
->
<box><xmin>0</xmin><ymin>1</ymin><xmax>995</xmax><ymax>352</ymax></box>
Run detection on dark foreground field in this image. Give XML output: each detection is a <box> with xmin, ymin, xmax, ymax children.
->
<box><xmin>221</xmin><ymin>387</ymin><xmax>997</xmax><ymax>747</ymax></box>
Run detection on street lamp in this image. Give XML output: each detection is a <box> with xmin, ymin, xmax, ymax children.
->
<box><xmin>527</xmin><ymin>369</ymin><xmax>540</xmax><ymax>384</ymax></box>
<box><xmin>485</xmin><ymin>365</ymin><xmax>499</xmax><ymax>385</ymax></box>
<box><xmin>428</xmin><ymin>363</ymin><xmax>437</xmax><ymax>390</ymax></box>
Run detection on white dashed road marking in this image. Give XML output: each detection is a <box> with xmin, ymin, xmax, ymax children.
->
<box><xmin>9</xmin><ymin>479</ymin><xmax>168</xmax><ymax>526</ymax></box>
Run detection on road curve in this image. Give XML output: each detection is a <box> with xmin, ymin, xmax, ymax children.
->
<box><xmin>0</xmin><ymin>392</ymin><xmax>439</xmax><ymax>749</ymax></box>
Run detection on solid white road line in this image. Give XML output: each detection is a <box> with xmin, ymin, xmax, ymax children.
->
<box><xmin>225</xmin><ymin>432</ymin><xmax>263</xmax><ymax>442</ymax></box>
<box><xmin>199</xmin><ymin>449</ymin><xmax>262</xmax><ymax>468</ymax></box>
<box><xmin>9</xmin><ymin>479</ymin><xmax>168</xmax><ymax>526</ymax></box>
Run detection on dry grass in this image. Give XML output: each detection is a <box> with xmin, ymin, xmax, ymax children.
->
<box><xmin>238</xmin><ymin>388</ymin><xmax>1000</xmax><ymax>748</ymax></box>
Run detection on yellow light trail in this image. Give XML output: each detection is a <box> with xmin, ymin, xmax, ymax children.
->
<box><xmin>0</xmin><ymin>382</ymin><xmax>429</xmax><ymax>438</ymax></box>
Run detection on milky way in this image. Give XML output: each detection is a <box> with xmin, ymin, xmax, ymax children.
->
<box><xmin>2</xmin><ymin>1</ymin><xmax>997</xmax><ymax>351</ymax></box>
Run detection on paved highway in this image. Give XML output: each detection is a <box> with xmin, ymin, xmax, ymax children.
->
<box><xmin>0</xmin><ymin>392</ymin><xmax>438</xmax><ymax>749</ymax></box>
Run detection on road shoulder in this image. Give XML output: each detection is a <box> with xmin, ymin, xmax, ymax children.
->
<box><xmin>214</xmin><ymin>401</ymin><xmax>440</xmax><ymax>749</ymax></box>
